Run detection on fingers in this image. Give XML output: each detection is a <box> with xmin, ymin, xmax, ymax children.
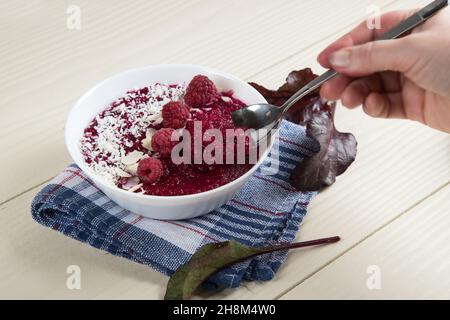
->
<box><xmin>320</xmin><ymin>75</ymin><xmax>351</xmax><ymax>101</ymax></box>
<box><xmin>322</xmin><ymin>75</ymin><xmax>380</xmax><ymax>107</ymax></box>
<box><xmin>341</xmin><ymin>75</ymin><xmax>383</xmax><ymax>108</ymax></box>
<box><xmin>363</xmin><ymin>92</ymin><xmax>406</xmax><ymax>119</ymax></box>
<box><xmin>321</xmin><ymin>73</ymin><xmax>406</xmax><ymax>120</ymax></box>
<box><xmin>379</xmin><ymin>71</ymin><xmax>401</xmax><ymax>93</ymax></box>
<box><xmin>317</xmin><ymin>9</ymin><xmax>419</xmax><ymax>121</ymax></box>
<box><xmin>318</xmin><ymin>10</ymin><xmax>417</xmax><ymax>68</ymax></box>
<box><xmin>318</xmin><ymin>35</ymin><xmax>354</xmax><ymax>69</ymax></box>
<box><xmin>321</xmin><ymin>72</ymin><xmax>400</xmax><ymax>106</ymax></box>
<box><xmin>328</xmin><ymin>37</ymin><xmax>417</xmax><ymax>77</ymax></box>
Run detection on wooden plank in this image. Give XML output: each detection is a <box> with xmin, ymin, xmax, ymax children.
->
<box><xmin>0</xmin><ymin>186</ymin><xmax>167</xmax><ymax>299</ymax></box>
<box><xmin>1</xmin><ymin>0</ymin><xmax>448</xmax><ymax>300</ymax></box>
<box><xmin>0</xmin><ymin>0</ymin><xmax>204</xmax><ymax>203</ymax></box>
<box><xmin>280</xmin><ymin>184</ymin><xmax>450</xmax><ymax>300</ymax></box>
<box><xmin>0</xmin><ymin>0</ymin><xmax>397</xmax><ymax>203</ymax></box>
<box><xmin>2</xmin><ymin>116</ymin><xmax>448</xmax><ymax>299</ymax></box>
<box><xmin>205</xmin><ymin>0</ymin><xmax>450</xmax><ymax>299</ymax></box>
<box><xmin>210</xmin><ymin>121</ymin><xmax>450</xmax><ymax>300</ymax></box>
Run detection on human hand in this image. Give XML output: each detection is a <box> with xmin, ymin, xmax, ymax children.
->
<box><xmin>318</xmin><ymin>9</ymin><xmax>450</xmax><ymax>133</ymax></box>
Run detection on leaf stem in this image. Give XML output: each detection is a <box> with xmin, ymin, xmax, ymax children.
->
<box><xmin>256</xmin><ymin>236</ymin><xmax>341</xmax><ymax>257</ymax></box>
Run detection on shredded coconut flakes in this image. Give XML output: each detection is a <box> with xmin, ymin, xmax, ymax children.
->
<box><xmin>80</xmin><ymin>83</ymin><xmax>186</xmax><ymax>185</ymax></box>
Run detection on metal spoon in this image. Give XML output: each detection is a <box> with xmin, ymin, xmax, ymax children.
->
<box><xmin>232</xmin><ymin>0</ymin><xmax>448</xmax><ymax>132</ymax></box>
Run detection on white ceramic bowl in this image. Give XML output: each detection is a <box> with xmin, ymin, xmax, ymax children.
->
<box><xmin>65</xmin><ymin>64</ymin><xmax>272</xmax><ymax>220</ymax></box>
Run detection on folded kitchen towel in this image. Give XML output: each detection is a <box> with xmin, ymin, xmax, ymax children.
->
<box><xmin>31</xmin><ymin>120</ymin><xmax>318</xmax><ymax>289</ymax></box>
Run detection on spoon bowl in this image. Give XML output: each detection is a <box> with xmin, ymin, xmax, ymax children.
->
<box><xmin>231</xmin><ymin>103</ymin><xmax>283</xmax><ymax>130</ymax></box>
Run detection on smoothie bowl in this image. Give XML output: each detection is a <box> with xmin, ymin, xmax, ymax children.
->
<box><xmin>66</xmin><ymin>65</ymin><xmax>273</xmax><ymax>220</ymax></box>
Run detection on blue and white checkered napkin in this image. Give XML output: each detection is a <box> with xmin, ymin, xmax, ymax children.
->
<box><xmin>31</xmin><ymin>121</ymin><xmax>318</xmax><ymax>289</ymax></box>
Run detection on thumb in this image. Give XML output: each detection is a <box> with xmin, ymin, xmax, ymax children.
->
<box><xmin>328</xmin><ymin>38</ymin><xmax>417</xmax><ymax>77</ymax></box>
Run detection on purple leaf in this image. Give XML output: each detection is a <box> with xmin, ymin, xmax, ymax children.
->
<box><xmin>290</xmin><ymin>100</ymin><xmax>357</xmax><ymax>191</ymax></box>
<box><xmin>250</xmin><ymin>69</ymin><xmax>357</xmax><ymax>191</ymax></box>
<box><xmin>164</xmin><ymin>236</ymin><xmax>340</xmax><ymax>300</ymax></box>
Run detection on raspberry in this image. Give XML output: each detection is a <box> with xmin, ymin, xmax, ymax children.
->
<box><xmin>151</xmin><ymin>128</ymin><xmax>177</xmax><ymax>157</ymax></box>
<box><xmin>162</xmin><ymin>101</ymin><xmax>190</xmax><ymax>129</ymax></box>
<box><xmin>137</xmin><ymin>157</ymin><xmax>164</xmax><ymax>184</ymax></box>
<box><xmin>184</xmin><ymin>75</ymin><xmax>219</xmax><ymax>108</ymax></box>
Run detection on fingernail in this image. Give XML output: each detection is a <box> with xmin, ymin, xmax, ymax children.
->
<box><xmin>329</xmin><ymin>50</ymin><xmax>351</xmax><ymax>68</ymax></box>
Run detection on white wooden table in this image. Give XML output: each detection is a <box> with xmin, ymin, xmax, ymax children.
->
<box><xmin>1</xmin><ymin>0</ymin><xmax>449</xmax><ymax>300</ymax></box>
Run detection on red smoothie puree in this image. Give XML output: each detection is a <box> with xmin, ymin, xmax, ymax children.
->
<box><xmin>81</xmin><ymin>81</ymin><xmax>255</xmax><ymax>197</ymax></box>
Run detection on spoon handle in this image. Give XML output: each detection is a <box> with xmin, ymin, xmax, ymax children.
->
<box><xmin>281</xmin><ymin>69</ymin><xmax>337</xmax><ymax>112</ymax></box>
<box><xmin>281</xmin><ymin>0</ymin><xmax>448</xmax><ymax>114</ymax></box>
<box><xmin>377</xmin><ymin>0</ymin><xmax>447</xmax><ymax>40</ymax></box>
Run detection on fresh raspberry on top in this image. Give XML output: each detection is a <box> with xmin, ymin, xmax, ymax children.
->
<box><xmin>137</xmin><ymin>157</ymin><xmax>164</xmax><ymax>184</ymax></box>
<box><xmin>162</xmin><ymin>101</ymin><xmax>190</xmax><ymax>129</ymax></box>
<box><xmin>151</xmin><ymin>128</ymin><xmax>177</xmax><ymax>157</ymax></box>
<box><xmin>184</xmin><ymin>75</ymin><xmax>219</xmax><ymax>108</ymax></box>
